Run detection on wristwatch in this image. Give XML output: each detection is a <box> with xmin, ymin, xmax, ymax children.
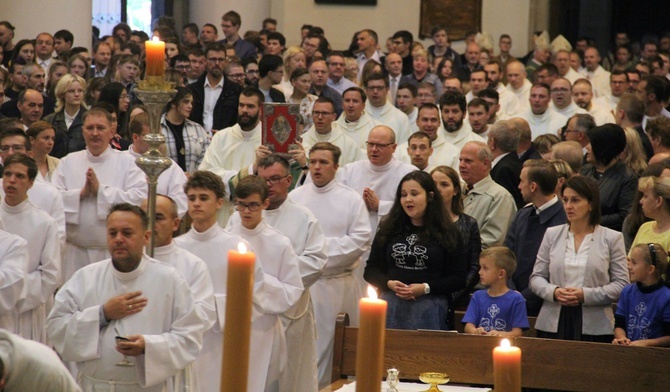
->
<box><xmin>423</xmin><ymin>283</ymin><xmax>430</xmax><ymax>295</ymax></box>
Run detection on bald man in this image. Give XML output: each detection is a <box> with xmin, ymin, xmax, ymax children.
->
<box><xmin>506</xmin><ymin>61</ymin><xmax>532</xmax><ymax>104</ymax></box>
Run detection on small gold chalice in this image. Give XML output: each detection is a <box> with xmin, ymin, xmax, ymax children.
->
<box><xmin>419</xmin><ymin>372</ymin><xmax>450</xmax><ymax>392</ymax></box>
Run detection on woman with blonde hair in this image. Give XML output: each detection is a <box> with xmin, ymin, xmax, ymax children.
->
<box><xmin>620</xmin><ymin>127</ymin><xmax>648</xmax><ymax>176</ymax></box>
<box><xmin>629</xmin><ymin>176</ymin><xmax>670</xmax><ymax>253</ymax></box>
<box><xmin>344</xmin><ymin>57</ymin><xmax>359</xmax><ymax>83</ymax></box>
<box><xmin>549</xmin><ymin>159</ymin><xmax>573</xmax><ymax>199</ymax></box>
<box><xmin>360</xmin><ymin>59</ymin><xmax>383</xmax><ymax>87</ymax></box>
<box><xmin>43</xmin><ymin>74</ymin><xmax>88</xmax><ymax>158</ymax></box>
<box><xmin>273</xmin><ymin>46</ymin><xmax>306</xmax><ymax>97</ymax></box>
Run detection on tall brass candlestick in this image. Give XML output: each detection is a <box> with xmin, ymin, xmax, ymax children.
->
<box><xmin>134</xmin><ymin>83</ymin><xmax>175</xmax><ymax>256</ymax></box>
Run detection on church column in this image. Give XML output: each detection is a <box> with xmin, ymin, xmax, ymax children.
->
<box><xmin>189</xmin><ymin>0</ymin><xmax>271</xmax><ymax>38</ymax></box>
<box><xmin>3</xmin><ymin>0</ymin><xmax>92</xmax><ymax>50</ymax></box>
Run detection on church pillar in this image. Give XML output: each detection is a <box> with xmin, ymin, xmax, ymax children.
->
<box><xmin>3</xmin><ymin>0</ymin><xmax>92</xmax><ymax>50</ymax></box>
<box><xmin>189</xmin><ymin>0</ymin><xmax>271</xmax><ymax>38</ymax></box>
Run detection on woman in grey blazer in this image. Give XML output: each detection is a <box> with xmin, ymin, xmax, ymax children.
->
<box><xmin>530</xmin><ymin>176</ymin><xmax>629</xmax><ymax>342</ymax></box>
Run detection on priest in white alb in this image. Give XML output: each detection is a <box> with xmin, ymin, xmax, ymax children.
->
<box><xmin>520</xmin><ymin>84</ymin><xmax>568</xmax><ymax>140</ymax></box>
<box><xmin>174</xmin><ymin>171</ymin><xmax>267</xmax><ymax>392</ymax></box>
<box><xmin>228</xmin><ymin>176</ymin><xmax>304</xmax><ymax>391</ymax></box>
<box><xmin>142</xmin><ymin>195</ymin><xmax>215</xmax><ymax>392</ymax></box>
<box><xmin>301</xmin><ymin>97</ymin><xmax>365</xmax><ymax>166</ymax></box>
<box><xmin>364</xmin><ymin>74</ymin><xmax>411</xmax><ymax>146</ymax></box>
<box><xmin>53</xmin><ymin>108</ymin><xmax>147</xmax><ymax>281</ymax></box>
<box><xmin>0</xmin><ymin>154</ymin><xmax>60</xmax><ymax>344</ymax></box>
<box><xmin>332</xmin><ymin>87</ymin><xmax>381</xmax><ymax>150</ymax></box>
<box><xmin>290</xmin><ymin>142</ymin><xmax>372</xmax><ymax>389</ymax></box>
<box><xmin>46</xmin><ymin>204</ymin><xmax>204</xmax><ymax>392</ymax></box>
<box><xmin>127</xmin><ymin>114</ymin><xmax>188</xmax><ymax>217</ymax></box>
<box><xmin>0</xmin><ymin>228</ymin><xmax>28</xmax><ymax>334</ymax></box>
<box><xmin>227</xmin><ymin>155</ymin><xmax>327</xmax><ymax>392</ymax></box>
<box><xmin>337</xmin><ymin>125</ymin><xmax>416</xmax><ymax>292</ymax></box>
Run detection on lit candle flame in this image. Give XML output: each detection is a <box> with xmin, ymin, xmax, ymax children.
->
<box><xmin>238</xmin><ymin>242</ymin><xmax>247</xmax><ymax>254</ymax></box>
<box><xmin>367</xmin><ymin>285</ymin><xmax>377</xmax><ymax>300</ymax></box>
<box><xmin>152</xmin><ymin>36</ymin><xmax>160</xmax><ymax>42</ymax></box>
<box><xmin>500</xmin><ymin>338</ymin><xmax>511</xmax><ymax>348</ymax></box>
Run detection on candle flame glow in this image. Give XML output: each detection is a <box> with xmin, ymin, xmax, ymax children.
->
<box><xmin>238</xmin><ymin>242</ymin><xmax>247</xmax><ymax>254</ymax></box>
<box><xmin>500</xmin><ymin>338</ymin><xmax>511</xmax><ymax>348</ymax></box>
<box><xmin>152</xmin><ymin>36</ymin><xmax>160</xmax><ymax>42</ymax></box>
<box><xmin>367</xmin><ymin>285</ymin><xmax>377</xmax><ymax>300</ymax></box>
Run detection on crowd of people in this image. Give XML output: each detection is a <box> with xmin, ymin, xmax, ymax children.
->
<box><xmin>0</xmin><ymin>9</ymin><xmax>670</xmax><ymax>392</ymax></box>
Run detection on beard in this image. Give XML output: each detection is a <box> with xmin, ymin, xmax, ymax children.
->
<box><xmin>238</xmin><ymin>112</ymin><xmax>259</xmax><ymax>129</ymax></box>
<box><xmin>443</xmin><ymin>118</ymin><xmax>464</xmax><ymax>133</ymax></box>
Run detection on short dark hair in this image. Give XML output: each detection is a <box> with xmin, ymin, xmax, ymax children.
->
<box><xmin>290</xmin><ymin>67</ymin><xmax>309</xmax><ymax>82</ymax></box>
<box><xmin>240</xmin><ymin>87</ymin><xmax>265</xmax><ymax>105</ymax></box>
<box><xmin>203</xmin><ymin>23</ymin><xmax>218</xmax><ymax>35</ymax></box>
<box><xmin>418</xmin><ymin>102</ymin><xmax>439</xmax><ymax>115</ymax></box>
<box><xmin>586</xmin><ymin>123</ymin><xmax>627</xmax><ymax>166</ymax></box>
<box><xmin>0</xmin><ymin>128</ymin><xmax>28</xmax><ymax>147</ymax></box>
<box><xmin>439</xmin><ymin>90</ymin><xmax>466</xmax><ymax>112</ymax></box>
<box><xmin>430</xmin><ymin>25</ymin><xmax>447</xmax><ymax>37</ymax></box>
<box><xmin>536</xmin><ymin>63</ymin><xmax>558</xmax><ymax>77</ymax></box>
<box><xmin>182</xmin><ymin>23</ymin><xmax>199</xmax><ymax>36</ymax></box>
<box><xmin>309</xmin><ymin>142</ymin><xmax>342</xmax><ymax>165</ymax></box>
<box><xmin>314</xmin><ymin>96</ymin><xmax>336</xmax><ymax>113</ymax></box>
<box><xmin>258</xmin><ymin>154</ymin><xmax>290</xmax><ymax>173</ymax></box>
<box><xmin>523</xmin><ymin>159</ymin><xmax>558</xmax><ymax>195</ymax></box>
<box><xmin>643</xmin><ymin>75</ymin><xmax>670</xmax><ymax>103</ymax></box>
<box><xmin>128</xmin><ymin>112</ymin><xmax>149</xmax><ymax>136</ymax></box>
<box><xmin>259</xmin><ymin>54</ymin><xmax>283</xmax><ymax>78</ymax></box>
<box><xmin>108</xmin><ymin>203</ymin><xmax>149</xmax><ymax>228</ymax></box>
<box><xmin>267</xmin><ymin>32</ymin><xmax>286</xmax><ymax>47</ymax></box>
<box><xmin>223</xmin><ymin>11</ymin><xmax>242</xmax><ymax>27</ymax></box>
<box><xmin>26</xmin><ymin>120</ymin><xmax>54</xmax><ymax>140</ymax></box>
<box><xmin>184</xmin><ymin>170</ymin><xmax>226</xmax><ymax>199</ymax></box>
<box><xmin>170</xmin><ymin>54</ymin><xmax>190</xmax><ymax>68</ymax></box>
<box><xmin>235</xmin><ymin>175</ymin><xmax>268</xmax><ymax>200</ymax></box>
<box><xmin>364</xmin><ymin>72</ymin><xmax>388</xmax><ymax>88</ymax></box>
<box><xmin>408</xmin><ymin>131</ymin><xmax>432</xmax><ymax>147</ymax></box>
<box><xmin>467</xmin><ymin>97</ymin><xmax>490</xmax><ymax>112</ymax></box>
<box><xmin>54</xmin><ymin>29</ymin><xmax>74</xmax><ymax>44</ymax></box>
<box><xmin>343</xmin><ymin>86</ymin><xmax>366</xmax><ymax>102</ymax></box>
<box><xmin>392</xmin><ymin>30</ymin><xmax>413</xmax><ymax>45</ymax></box>
<box><xmin>571</xmin><ymin>113</ymin><xmax>596</xmax><ymax>133</ymax></box>
<box><xmin>530</xmin><ymin>82</ymin><xmax>551</xmax><ymax>95</ymax></box>
<box><xmin>397</xmin><ymin>82</ymin><xmax>417</xmax><ymax>97</ymax></box>
<box><xmin>562</xmin><ymin>175</ymin><xmax>601</xmax><ymax>226</ymax></box>
<box><xmin>647</xmin><ymin>117</ymin><xmax>670</xmax><ymax>149</ymax></box>
<box><xmin>204</xmin><ymin>42</ymin><xmax>226</xmax><ymax>58</ymax></box>
<box><xmin>477</xmin><ymin>88</ymin><xmax>500</xmax><ymax>103</ymax></box>
<box><xmin>3</xmin><ymin>153</ymin><xmax>38</xmax><ymax>181</ymax></box>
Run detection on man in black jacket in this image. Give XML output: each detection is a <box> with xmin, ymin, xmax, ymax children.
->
<box><xmin>188</xmin><ymin>42</ymin><xmax>242</xmax><ymax>135</ymax></box>
<box><xmin>488</xmin><ymin>120</ymin><xmax>524</xmax><ymax>208</ymax></box>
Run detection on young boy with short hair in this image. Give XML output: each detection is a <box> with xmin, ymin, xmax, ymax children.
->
<box><xmin>463</xmin><ymin>246</ymin><xmax>529</xmax><ymax>337</ymax></box>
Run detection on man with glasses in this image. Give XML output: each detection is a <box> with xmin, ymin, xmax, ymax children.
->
<box><xmin>0</xmin><ymin>128</ymin><xmax>66</xmax><ymax>244</ymax></box>
<box><xmin>227</xmin><ymin>155</ymin><xmax>326</xmax><ymax>392</ymax></box>
<box><xmin>224</xmin><ymin>60</ymin><xmax>245</xmax><ymax>87</ymax></box>
<box><xmin>364</xmin><ymin>73</ymin><xmax>411</xmax><ymax>145</ymax></box>
<box><xmin>243</xmin><ymin>59</ymin><xmax>259</xmax><ymax>86</ymax></box>
<box><xmin>301</xmin><ymin>97</ymin><xmax>363</xmax><ymax>166</ymax></box>
<box><xmin>290</xmin><ymin>142</ymin><xmax>371</xmax><ymax>389</ymax></box>
<box><xmin>338</xmin><ymin>125</ymin><xmax>416</xmax><ymax>292</ymax></box>
<box><xmin>188</xmin><ymin>42</ymin><xmax>242</xmax><ymax>135</ymax></box>
<box><xmin>326</xmin><ymin>52</ymin><xmax>356</xmax><ymax>95</ymax></box>
<box><xmin>564</xmin><ymin>113</ymin><xmax>596</xmax><ymax>157</ymax></box>
<box><xmin>594</xmin><ymin>70</ymin><xmax>629</xmax><ymax>113</ymax></box>
<box><xmin>218</xmin><ymin>11</ymin><xmax>257</xmax><ymax>61</ymax></box>
<box><xmin>550</xmin><ymin>78</ymin><xmax>587</xmax><ymax>119</ymax></box>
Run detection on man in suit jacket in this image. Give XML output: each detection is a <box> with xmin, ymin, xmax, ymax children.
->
<box><xmin>188</xmin><ymin>42</ymin><xmax>242</xmax><ymax>134</ymax></box>
<box><xmin>513</xmin><ymin>117</ymin><xmax>543</xmax><ymax>163</ymax></box>
<box><xmin>504</xmin><ymin>160</ymin><xmax>567</xmax><ymax>316</ymax></box>
<box><xmin>488</xmin><ymin>120</ymin><xmax>524</xmax><ymax>208</ymax></box>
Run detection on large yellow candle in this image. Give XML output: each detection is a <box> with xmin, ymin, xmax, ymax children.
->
<box><xmin>144</xmin><ymin>36</ymin><xmax>165</xmax><ymax>78</ymax></box>
<box><xmin>493</xmin><ymin>338</ymin><xmax>521</xmax><ymax>392</ymax></box>
<box><xmin>355</xmin><ymin>286</ymin><xmax>387</xmax><ymax>392</ymax></box>
<box><xmin>220</xmin><ymin>242</ymin><xmax>255</xmax><ymax>391</ymax></box>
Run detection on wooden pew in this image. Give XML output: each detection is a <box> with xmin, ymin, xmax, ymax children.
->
<box><xmin>330</xmin><ymin>313</ymin><xmax>670</xmax><ymax>392</ymax></box>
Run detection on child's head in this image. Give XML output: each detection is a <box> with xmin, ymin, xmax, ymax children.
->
<box><xmin>183</xmin><ymin>170</ymin><xmax>226</xmax><ymax>224</ymax></box>
<box><xmin>478</xmin><ymin>246</ymin><xmax>516</xmax><ymax>286</ymax></box>
<box><xmin>234</xmin><ymin>175</ymin><xmax>270</xmax><ymax>229</ymax></box>
<box><xmin>629</xmin><ymin>243</ymin><xmax>668</xmax><ymax>283</ymax></box>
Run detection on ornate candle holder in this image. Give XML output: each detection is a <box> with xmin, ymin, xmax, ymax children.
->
<box><xmin>134</xmin><ymin>80</ymin><xmax>176</xmax><ymax>257</ymax></box>
<box><xmin>419</xmin><ymin>372</ymin><xmax>450</xmax><ymax>392</ymax></box>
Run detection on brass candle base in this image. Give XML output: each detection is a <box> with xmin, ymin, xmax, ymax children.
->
<box><xmin>419</xmin><ymin>372</ymin><xmax>450</xmax><ymax>392</ymax></box>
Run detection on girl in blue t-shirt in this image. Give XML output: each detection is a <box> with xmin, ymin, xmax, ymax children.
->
<box><xmin>613</xmin><ymin>243</ymin><xmax>670</xmax><ymax>346</ymax></box>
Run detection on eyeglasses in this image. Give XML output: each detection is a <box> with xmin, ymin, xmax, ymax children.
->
<box><xmin>0</xmin><ymin>145</ymin><xmax>26</xmax><ymax>153</ymax></box>
<box><xmin>235</xmin><ymin>201</ymin><xmax>262</xmax><ymax>211</ymax></box>
<box><xmin>264</xmin><ymin>175</ymin><xmax>289</xmax><ymax>185</ymax></box>
<box><xmin>365</xmin><ymin>85</ymin><xmax>387</xmax><ymax>91</ymax></box>
<box><xmin>312</xmin><ymin>111</ymin><xmax>333</xmax><ymax>117</ymax></box>
<box><xmin>207</xmin><ymin>57</ymin><xmax>226</xmax><ymax>64</ymax></box>
<box><xmin>365</xmin><ymin>141</ymin><xmax>394</xmax><ymax>149</ymax></box>
<box><xmin>227</xmin><ymin>73</ymin><xmax>245</xmax><ymax>79</ymax></box>
<box><xmin>245</xmin><ymin>70</ymin><xmax>259</xmax><ymax>75</ymax></box>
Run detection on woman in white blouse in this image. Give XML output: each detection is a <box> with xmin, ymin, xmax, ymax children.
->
<box><xmin>530</xmin><ymin>175</ymin><xmax>629</xmax><ymax>342</ymax></box>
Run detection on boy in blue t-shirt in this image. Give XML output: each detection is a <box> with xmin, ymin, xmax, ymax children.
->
<box><xmin>613</xmin><ymin>243</ymin><xmax>670</xmax><ymax>347</ymax></box>
<box><xmin>463</xmin><ymin>246</ymin><xmax>529</xmax><ymax>337</ymax></box>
